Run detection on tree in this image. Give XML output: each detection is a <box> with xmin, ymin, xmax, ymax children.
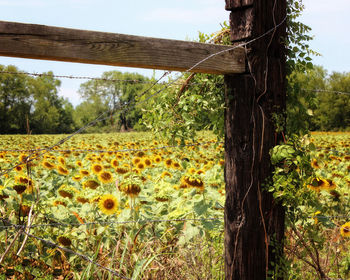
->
<box><xmin>313</xmin><ymin>71</ymin><xmax>350</xmax><ymax>130</ymax></box>
<box><xmin>287</xmin><ymin>65</ymin><xmax>326</xmax><ymax>132</ymax></box>
<box><xmin>28</xmin><ymin>72</ymin><xmax>75</xmax><ymax>134</ymax></box>
<box><xmin>0</xmin><ymin>65</ymin><xmax>32</xmax><ymax>134</ymax></box>
<box><xmin>77</xmin><ymin>71</ymin><xmax>150</xmax><ymax>132</ymax></box>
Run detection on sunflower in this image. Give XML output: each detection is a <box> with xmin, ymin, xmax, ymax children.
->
<box><xmin>153</xmin><ymin>155</ymin><xmax>162</xmax><ymax>164</ymax></box>
<box><xmin>136</xmin><ymin>151</ymin><xmax>145</xmax><ymax>157</ymax></box>
<box><xmin>98</xmin><ymin>171</ymin><xmax>114</xmax><ymax>184</ymax></box>
<box><xmin>98</xmin><ymin>194</ymin><xmax>119</xmax><ymax>215</ymax></box>
<box><xmin>164</xmin><ymin>158</ymin><xmax>172</xmax><ymax>168</ymax></box>
<box><xmin>53</xmin><ymin>200</ymin><xmax>67</xmax><ymax>207</ymax></box>
<box><xmin>161</xmin><ymin>171</ymin><xmax>172</xmax><ymax>178</ymax></box>
<box><xmin>58</xmin><ymin>185</ymin><xmax>74</xmax><ymax>199</ymax></box>
<box><xmin>188</xmin><ymin>167</ymin><xmax>196</xmax><ymax>175</ymax></box>
<box><xmin>116</xmin><ymin>167</ymin><xmax>129</xmax><ymax>174</ymax></box>
<box><xmin>13</xmin><ymin>184</ymin><xmax>27</xmax><ymax>194</ymax></box>
<box><xmin>142</xmin><ymin>158</ymin><xmax>150</xmax><ymax>166</ymax></box>
<box><xmin>76</xmin><ymin>161</ymin><xmax>83</xmax><ymax>167</ymax></box>
<box><xmin>83</xmin><ymin>179</ymin><xmax>100</xmax><ymax>190</ymax></box>
<box><xmin>57</xmin><ymin>235</ymin><xmax>72</xmax><ymax>247</ymax></box>
<box><xmin>132</xmin><ymin>157</ymin><xmax>142</xmax><ymax>166</ymax></box>
<box><xmin>311</xmin><ymin>159</ymin><xmax>321</xmax><ymax>169</ymax></box>
<box><xmin>196</xmin><ymin>169</ymin><xmax>205</xmax><ymax>175</ymax></box>
<box><xmin>15</xmin><ymin>165</ymin><xmax>24</xmax><ymax>173</ymax></box>
<box><xmin>58</xmin><ymin>156</ymin><xmax>66</xmax><ymax>166</ymax></box>
<box><xmin>136</xmin><ymin>162</ymin><xmax>145</xmax><ymax>171</ymax></box>
<box><xmin>111</xmin><ymin>159</ymin><xmax>119</xmax><ymax>168</ymax></box>
<box><xmin>340</xmin><ymin>222</ymin><xmax>350</xmax><ymax>238</ymax></box>
<box><xmin>72</xmin><ymin>175</ymin><xmax>82</xmax><ymax>182</ymax></box>
<box><xmin>57</xmin><ymin>165</ymin><xmax>69</xmax><ymax>176</ymax></box>
<box><xmin>19</xmin><ymin>154</ymin><xmax>28</xmax><ymax>163</ymax></box>
<box><xmin>119</xmin><ymin>183</ymin><xmax>141</xmax><ymax>198</ymax></box>
<box><xmin>42</xmin><ymin>160</ymin><xmax>56</xmax><ymax>170</ymax></box>
<box><xmin>79</xmin><ymin>169</ymin><xmax>90</xmax><ymax>177</ymax></box>
<box><xmin>325</xmin><ymin>179</ymin><xmax>337</xmax><ymax>191</ymax></box>
<box><xmin>91</xmin><ymin>163</ymin><xmax>103</xmax><ymax>174</ymax></box>
<box><xmin>20</xmin><ymin>204</ymin><xmax>31</xmax><ymax>216</ymax></box>
<box><xmin>172</xmin><ymin>161</ymin><xmax>181</xmax><ymax>169</ymax></box>
<box><xmin>307</xmin><ymin>178</ymin><xmax>329</xmax><ymax>192</ymax></box>
<box><xmin>76</xmin><ymin>196</ymin><xmax>90</xmax><ymax>204</ymax></box>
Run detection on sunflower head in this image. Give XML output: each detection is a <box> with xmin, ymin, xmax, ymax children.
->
<box><xmin>311</xmin><ymin>158</ymin><xmax>321</xmax><ymax>169</ymax></box>
<box><xmin>76</xmin><ymin>196</ymin><xmax>90</xmax><ymax>204</ymax></box>
<box><xmin>307</xmin><ymin>178</ymin><xmax>329</xmax><ymax>192</ymax></box>
<box><xmin>171</xmin><ymin>161</ymin><xmax>181</xmax><ymax>169</ymax></box>
<box><xmin>79</xmin><ymin>169</ymin><xmax>90</xmax><ymax>177</ymax></box>
<box><xmin>42</xmin><ymin>160</ymin><xmax>56</xmax><ymax>170</ymax></box>
<box><xmin>98</xmin><ymin>194</ymin><xmax>119</xmax><ymax>215</ymax></box>
<box><xmin>340</xmin><ymin>222</ymin><xmax>350</xmax><ymax>238</ymax></box>
<box><xmin>116</xmin><ymin>167</ymin><xmax>129</xmax><ymax>174</ymax></box>
<box><xmin>136</xmin><ymin>162</ymin><xmax>145</xmax><ymax>171</ymax></box>
<box><xmin>161</xmin><ymin>171</ymin><xmax>172</xmax><ymax>178</ymax></box>
<box><xmin>98</xmin><ymin>171</ymin><xmax>114</xmax><ymax>184</ymax></box>
<box><xmin>19</xmin><ymin>154</ymin><xmax>28</xmax><ymax>163</ymax></box>
<box><xmin>164</xmin><ymin>158</ymin><xmax>172</xmax><ymax>168</ymax></box>
<box><xmin>58</xmin><ymin>185</ymin><xmax>74</xmax><ymax>199</ymax></box>
<box><xmin>83</xmin><ymin>179</ymin><xmax>100</xmax><ymax>190</ymax></box>
<box><xmin>91</xmin><ymin>163</ymin><xmax>103</xmax><ymax>174</ymax></box>
<box><xmin>57</xmin><ymin>235</ymin><xmax>72</xmax><ymax>247</ymax></box>
<box><xmin>144</xmin><ymin>158</ymin><xmax>152</xmax><ymax>167</ymax></box>
<box><xmin>132</xmin><ymin>157</ymin><xmax>142</xmax><ymax>166</ymax></box>
<box><xmin>57</xmin><ymin>165</ymin><xmax>69</xmax><ymax>176</ymax></box>
<box><xmin>119</xmin><ymin>183</ymin><xmax>141</xmax><ymax>198</ymax></box>
<box><xmin>111</xmin><ymin>159</ymin><xmax>119</xmax><ymax>168</ymax></box>
<box><xmin>153</xmin><ymin>155</ymin><xmax>162</xmax><ymax>164</ymax></box>
<box><xmin>13</xmin><ymin>184</ymin><xmax>27</xmax><ymax>194</ymax></box>
<box><xmin>58</xmin><ymin>156</ymin><xmax>66</xmax><ymax>166</ymax></box>
<box><xmin>15</xmin><ymin>165</ymin><xmax>24</xmax><ymax>173</ymax></box>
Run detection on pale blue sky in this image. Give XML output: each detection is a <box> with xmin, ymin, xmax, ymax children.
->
<box><xmin>0</xmin><ymin>0</ymin><xmax>348</xmax><ymax>106</ymax></box>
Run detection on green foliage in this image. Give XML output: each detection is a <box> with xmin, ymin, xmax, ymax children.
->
<box><xmin>139</xmin><ymin>73</ymin><xmax>225</xmax><ymax>142</ymax></box>
<box><xmin>0</xmin><ymin>65</ymin><xmax>32</xmax><ymax>133</ymax></box>
<box><xmin>76</xmin><ymin>71</ymin><xmax>151</xmax><ymax>132</ymax></box>
<box><xmin>0</xmin><ymin>65</ymin><xmax>75</xmax><ymax>134</ymax></box>
<box><xmin>287</xmin><ymin>66</ymin><xmax>350</xmax><ymax>132</ymax></box>
<box><xmin>313</xmin><ymin>72</ymin><xmax>350</xmax><ymax>130</ymax></box>
<box><xmin>269</xmin><ymin>132</ymin><xmax>350</xmax><ymax>279</ymax></box>
<box><xmin>139</xmin><ymin>25</ymin><xmax>230</xmax><ymax>142</ymax></box>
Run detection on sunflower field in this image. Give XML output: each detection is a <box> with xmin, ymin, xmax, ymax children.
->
<box><xmin>0</xmin><ymin>132</ymin><xmax>225</xmax><ymax>279</ymax></box>
<box><xmin>0</xmin><ymin>131</ymin><xmax>349</xmax><ymax>279</ymax></box>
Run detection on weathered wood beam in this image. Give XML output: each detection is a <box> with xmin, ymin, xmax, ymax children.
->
<box><xmin>0</xmin><ymin>20</ymin><xmax>245</xmax><ymax>75</ymax></box>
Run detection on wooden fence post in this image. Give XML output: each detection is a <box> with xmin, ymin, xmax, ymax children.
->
<box><xmin>224</xmin><ymin>0</ymin><xmax>287</xmax><ymax>279</ymax></box>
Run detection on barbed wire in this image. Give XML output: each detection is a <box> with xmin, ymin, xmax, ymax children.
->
<box><xmin>22</xmin><ymin>231</ymin><xmax>131</xmax><ymax>280</ymax></box>
<box><xmin>0</xmin><ymin>71</ymin><xmax>172</xmax><ymax>176</ymax></box>
<box><xmin>0</xmin><ymin>69</ymin><xmax>215</xmax><ymax>87</ymax></box>
<box><xmin>0</xmin><ymin>217</ymin><xmax>223</xmax><ymax>230</ymax></box>
<box><xmin>0</xmin><ymin>14</ymin><xmax>289</xmax><ymax>178</ymax></box>
<box><xmin>0</xmin><ymin>140</ymin><xmax>223</xmax><ymax>154</ymax></box>
<box><xmin>306</xmin><ymin>89</ymin><xmax>350</xmax><ymax>95</ymax></box>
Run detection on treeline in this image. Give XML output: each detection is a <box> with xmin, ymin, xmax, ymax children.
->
<box><xmin>0</xmin><ymin>64</ymin><xmax>349</xmax><ymax>135</ymax></box>
<box><xmin>288</xmin><ymin>65</ymin><xmax>350</xmax><ymax>132</ymax></box>
<box><xmin>0</xmin><ymin>65</ymin><xmax>151</xmax><ymax>134</ymax></box>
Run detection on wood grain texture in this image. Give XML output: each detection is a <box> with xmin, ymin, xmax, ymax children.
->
<box><xmin>0</xmin><ymin>20</ymin><xmax>245</xmax><ymax>74</ymax></box>
<box><xmin>229</xmin><ymin>7</ymin><xmax>254</xmax><ymax>41</ymax></box>
<box><xmin>224</xmin><ymin>0</ymin><xmax>287</xmax><ymax>278</ymax></box>
<box><xmin>225</xmin><ymin>0</ymin><xmax>254</xmax><ymax>10</ymax></box>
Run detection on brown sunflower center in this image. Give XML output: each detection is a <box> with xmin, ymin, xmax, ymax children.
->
<box><xmin>101</xmin><ymin>172</ymin><xmax>112</xmax><ymax>180</ymax></box>
<box><xmin>344</xmin><ymin>226</ymin><xmax>350</xmax><ymax>233</ymax></box>
<box><xmin>104</xmin><ymin>199</ymin><xmax>115</xmax><ymax>210</ymax></box>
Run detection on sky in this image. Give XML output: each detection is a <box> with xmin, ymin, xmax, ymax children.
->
<box><xmin>0</xmin><ymin>0</ymin><xmax>349</xmax><ymax>106</ymax></box>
